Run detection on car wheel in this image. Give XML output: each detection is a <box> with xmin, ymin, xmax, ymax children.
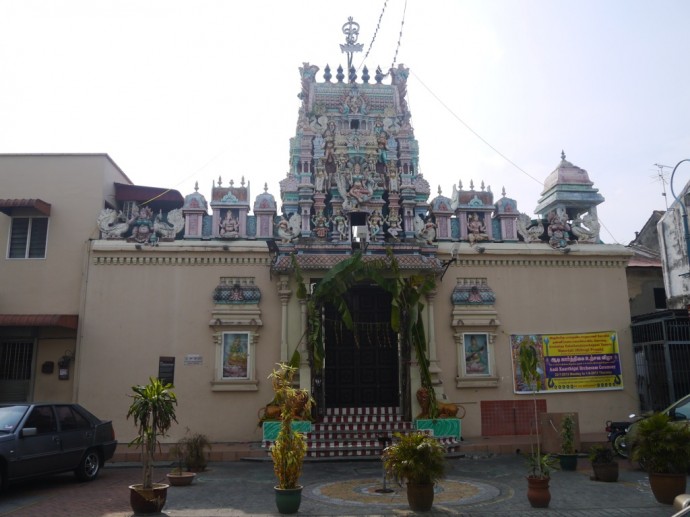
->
<box><xmin>75</xmin><ymin>449</ymin><xmax>101</xmax><ymax>482</ymax></box>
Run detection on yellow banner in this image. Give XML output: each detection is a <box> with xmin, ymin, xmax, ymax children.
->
<box><xmin>511</xmin><ymin>332</ymin><xmax>623</xmax><ymax>394</ymax></box>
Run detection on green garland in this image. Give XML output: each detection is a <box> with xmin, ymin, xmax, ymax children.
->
<box><xmin>292</xmin><ymin>249</ymin><xmax>439</xmax><ymax>419</ymax></box>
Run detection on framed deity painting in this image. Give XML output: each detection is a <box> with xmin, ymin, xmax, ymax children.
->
<box><xmin>221</xmin><ymin>332</ymin><xmax>250</xmax><ymax>380</ymax></box>
<box><xmin>462</xmin><ymin>333</ymin><xmax>490</xmax><ymax>376</ymax></box>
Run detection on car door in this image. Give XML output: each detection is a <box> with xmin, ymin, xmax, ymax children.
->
<box><xmin>55</xmin><ymin>405</ymin><xmax>93</xmax><ymax>468</ymax></box>
<box><xmin>669</xmin><ymin>395</ymin><xmax>690</xmax><ymax>430</ymax></box>
<box><xmin>12</xmin><ymin>405</ymin><xmax>62</xmax><ymax>479</ymax></box>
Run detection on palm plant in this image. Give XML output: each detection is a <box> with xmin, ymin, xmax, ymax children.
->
<box><xmin>382</xmin><ymin>431</ymin><xmax>446</xmax><ymax>485</ymax></box>
<box><xmin>126</xmin><ymin>377</ymin><xmax>178</xmax><ymax>489</ymax></box>
<box><xmin>518</xmin><ymin>341</ymin><xmax>550</xmax><ymax>478</ymax></box>
<box><xmin>269</xmin><ymin>363</ymin><xmax>311</xmax><ymax>490</ymax></box>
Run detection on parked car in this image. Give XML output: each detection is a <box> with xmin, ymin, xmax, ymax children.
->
<box><xmin>0</xmin><ymin>403</ymin><xmax>117</xmax><ymax>489</ymax></box>
<box><xmin>625</xmin><ymin>392</ymin><xmax>690</xmax><ymax>466</ymax></box>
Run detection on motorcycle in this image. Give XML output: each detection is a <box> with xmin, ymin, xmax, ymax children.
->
<box><xmin>605</xmin><ymin>420</ymin><xmax>630</xmax><ymax>458</ymax></box>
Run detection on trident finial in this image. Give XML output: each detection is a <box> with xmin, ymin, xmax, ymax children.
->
<box><xmin>340</xmin><ymin>17</ymin><xmax>364</xmax><ymax>71</ymax></box>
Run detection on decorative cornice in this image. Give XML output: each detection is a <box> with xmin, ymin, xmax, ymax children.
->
<box><xmin>451</xmin><ymin>257</ymin><xmax>628</xmax><ymax>268</ymax></box>
<box><xmin>93</xmin><ymin>256</ymin><xmax>271</xmax><ymax>266</ymax></box>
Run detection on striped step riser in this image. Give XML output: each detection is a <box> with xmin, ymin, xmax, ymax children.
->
<box><xmin>263</xmin><ymin>407</ymin><xmax>459</xmax><ymax>459</ymax></box>
<box><xmin>324</xmin><ymin>407</ymin><xmax>400</xmax><ymax>417</ymax></box>
<box><xmin>314</xmin><ymin>420</ymin><xmax>411</xmax><ymax>431</ymax></box>
<box><xmin>308</xmin><ymin>449</ymin><xmax>383</xmax><ymax>458</ymax></box>
<box><xmin>309</xmin><ymin>431</ymin><xmax>411</xmax><ymax>440</ymax></box>
<box><xmin>319</xmin><ymin>415</ymin><xmax>406</xmax><ymax>424</ymax></box>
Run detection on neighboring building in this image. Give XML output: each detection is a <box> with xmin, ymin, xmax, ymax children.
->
<box><xmin>0</xmin><ymin>155</ymin><xmax>134</xmax><ymax>402</ymax></box>
<box><xmin>1</xmin><ymin>24</ymin><xmax>638</xmax><ymax>446</ymax></box>
<box><xmin>627</xmin><ymin>210</ymin><xmax>666</xmax><ymax>317</ymax></box>
<box><xmin>659</xmin><ymin>183</ymin><xmax>690</xmax><ymax>309</ymax></box>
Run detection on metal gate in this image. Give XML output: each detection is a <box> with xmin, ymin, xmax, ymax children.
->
<box><xmin>0</xmin><ymin>340</ymin><xmax>34</xmax><ymax>402</ymax></box>
<box><xmin>631</xmin><ymin>309</ymin><xmax>690</xmax><ymax>411</ymax></box>
<box><xmin>323</xmin><ymin>286</ymin><xmax>399</xmax><ymax>408</ymax></box>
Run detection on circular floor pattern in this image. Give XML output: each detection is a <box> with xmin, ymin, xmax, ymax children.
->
<box><xmin>308</xmin><ymin>477</ymin><xmax>503</xmax><ymax>507</ymax></box>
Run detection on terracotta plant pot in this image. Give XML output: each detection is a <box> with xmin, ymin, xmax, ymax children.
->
<box><xmin>166</xmin><ymin>471</ymin><xmax>196</xmax><ymax>486</ymax></box>
<box><xmin>129</xmin><ymin>483</ymin><xmax>169</xmax><ymax>514</ymax></box>
<box><xmin>649</xmin><ymin>472</ymin><xmax>687</xmax><ymax>505</ymax></box>
<box><xmin>406</xmin><ymin>482</ymin><xmax>435</xmax><ymax>511</ymax></box>
<box><xmin>526</xmin><ymin>476</ymin><xmax>551</xmax><ymax>508</ymax></box>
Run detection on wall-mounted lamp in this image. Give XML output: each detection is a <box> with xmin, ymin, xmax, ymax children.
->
<box><xmin>58</xmin><ymin>350</ymin><xmax>74</xmax><ymax>380</ymax></box>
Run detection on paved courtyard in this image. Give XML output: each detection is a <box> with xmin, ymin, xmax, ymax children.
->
<box><xmin>0</xmin><ymin>454</ymin><xmax>679</xmax><ymax>516</ymax></box>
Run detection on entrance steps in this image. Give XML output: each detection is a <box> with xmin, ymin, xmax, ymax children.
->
<box><xmin>263</xmin><ymin>406</ymin><xmax>462</xmax><ymax>459</ymax></box>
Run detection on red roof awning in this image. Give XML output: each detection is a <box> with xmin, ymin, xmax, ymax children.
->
<box><xmin>0</xmin><ymin>314</ymin><xmax>78</xmax><ymax>330</ymax></box>
<box><xmin>114</xmin><ymin>183</ymin><xmax>184</xmax><ymax>204</ymax></box>
<box><xmin>0</xmin><ymin>199</ymin><xmax>51</xmax><ymax>216</ymax></box>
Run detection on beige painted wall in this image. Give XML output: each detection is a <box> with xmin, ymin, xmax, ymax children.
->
<box><xmin>74</xmin><ymin>237</ymin><xmax>635</xmax><ymax>444</ymax></box>
<box><xmin>77</xmin><ymin>241</ymin><xmax>284</xmax><ymax>444</ymax></box>
<box><xmin>0</xmin><ymin>154</ymin><xmax>129</xmax><ymax>313</ymax></box>
<box><xmin>432</xmin><ymin>243</ymin><xmax>636</xmax><ymax>437</ymax></box>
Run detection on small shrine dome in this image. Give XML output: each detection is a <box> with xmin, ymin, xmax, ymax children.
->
<box><xmin>182</xmin><ymin>183</ymin><xmax>208</xmax><ymax>212</ymax></box>
<box><xmin>253</xmin><ymin>183</ymin><xmax>277</xmax><ymax>212</ymax></box>
<box><xmin>430</xmin><ymin>187</ymin><xmax>453</xmax><ymax>213</ymax></box>
<box><xmin>535</xmin><ymin>151</ymin><xmax>604</xmax><ymax>218</ymax></box>
<box><xmin>494</xmin><ymin>187</ymin><xmax>518</xmax><ymax>214</ymax></box>
<box><xmin>541</xmin><ymin>151</ymin><xmax>593</xmax><ymax>194</ymax></box>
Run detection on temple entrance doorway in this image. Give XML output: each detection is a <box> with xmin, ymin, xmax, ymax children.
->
<box><xmin>323</xmin><ymin>285</ymin><xmax>400</xmax><ymax>408</ymax></box>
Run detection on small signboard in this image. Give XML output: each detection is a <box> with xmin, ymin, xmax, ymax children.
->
<box><xmin>184</xmin><ymin>354</ymin><xmax>203</xmax><ymax>366</ymax></box>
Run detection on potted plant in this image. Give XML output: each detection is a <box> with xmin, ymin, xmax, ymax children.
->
<box><xmin>382</xmin><ymin>431</ymin><xmax>446</xmax><ymax>511</ymax></box>
<box><xmin>126</xmin><ymin>377</ymin><xmax>178</xmax><ymax>514</ymax></box>
<box><xmin>269</xmin><ymin>363</ymin><xmax>312</xmax><ymax>514</ymax></box>
<box><xmin>558</xmin><ymin>413</ymin><xmax>578</xmax><ymax>471</ymax></box>
<box><xmin>518</xmin><ymin>340</ymin><xmax>556</xmax><ymax>508</ymax></box>
<box><xmin>630</xmin><ymin>412</ymin><xmax>690</xmax><ymax>504</ymax></box>
<box><xmin>166</xmin><ymin>441</ymin><xmax>196</xmax><ymax>486</ymax></box>
<box><xmin>588</xmin><ymin>444</ymin><xmax>618</xmax><ymax>482</ymax></box>
<box><xmin>179</xmin><ymin>431</ymin><xmax>212</xmax><ymax>472</ymax></box>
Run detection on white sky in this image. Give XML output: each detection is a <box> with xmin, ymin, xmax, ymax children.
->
<box><xmin>1</xmin><ymin>0</ymin><xmax>689</xmax><ymax>244</ymax></box>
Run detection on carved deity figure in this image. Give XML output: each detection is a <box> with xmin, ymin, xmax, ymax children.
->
<box><xmin>385</xmin><ymin>207</ymin><xmax>403</xmax><ymax>240</ymax></box>
<box><xmin>388</xmin><ymin>167</ymin><xmax>400</xmax><ymax>193</ymax></box>
<box><xmin>128</xmin><ymin>205</ymin><xmax>155</xmax><ymax>244</ymax></box>
<box><xmin>467</xmin><ymin>213</ymin><xmax>489</xmax><ymax>245</ymax></box>
<box><xmin>311</xmin><ymin>209</ymin><xmax>329</xmax><ymax>239</ymax></box>
<box><xmin>330</xmin><ymin>209</ymin><xmax>349</xmax><ymax>241</ymax></box>
<box><xmin>414</xmin><ymin>215</ymin><xmax>436</xmax><ymax>245</ymax></box>
<box><xmin>547</xmin><ymin>207</ymin><xmax>571</xmax><ymax>249</ymax></box>
<box><xmin>219</xmin><ymin>210</ymin><xmax>239</xmax><ymax>238</ymax></box>
<box><xmin>314</xmin><ymin>168</ymin><xmax>327</xmax><ymax>193</ymax></box>
<box><xmin>367</xmin><ymin>209</ymin><xmax>384</xmax><ymax>240</ymax></box>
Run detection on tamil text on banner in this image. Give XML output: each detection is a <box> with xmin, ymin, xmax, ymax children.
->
<box><xmin>510</xmin><ymin>332</ymin><xmax>622</xmax><ymax>394</ymax></box>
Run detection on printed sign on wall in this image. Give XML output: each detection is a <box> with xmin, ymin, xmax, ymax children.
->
<box><xmin>510</xmin><ymin>331</ymin><xmax>622</xmax><ymax>394</ymax></box>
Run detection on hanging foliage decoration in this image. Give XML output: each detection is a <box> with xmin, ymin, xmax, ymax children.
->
<box><xmin>291</xmin><ymin>248</ymin><xmax>440</xmax><ymax>418</ymax></box>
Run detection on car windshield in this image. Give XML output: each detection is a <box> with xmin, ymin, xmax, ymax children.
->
<box><xmin>0</xmin><ymin>405</ymin><xmax>30</xmax><ymax>432</ymax></box>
